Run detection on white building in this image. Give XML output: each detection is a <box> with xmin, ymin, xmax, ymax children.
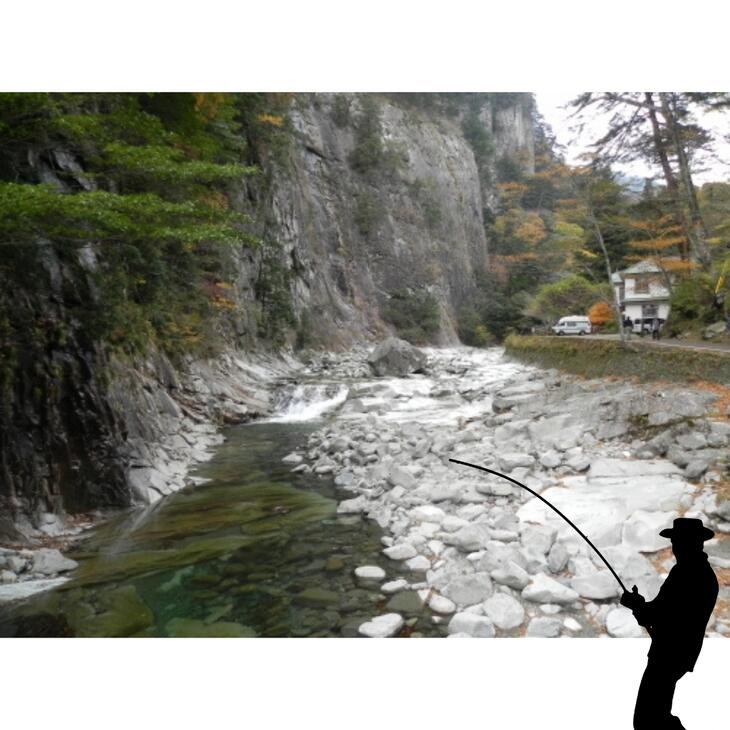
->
<box><xmin>612</xmin><ymin>259</ymin><xmax>672</xmax><ymax>330</ymax></box>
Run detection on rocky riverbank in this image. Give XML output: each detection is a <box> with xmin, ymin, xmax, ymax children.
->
<box><xmin>285</xmin><ymin>344</ymin><xmax>730</xmax><ymax>638</ymax></box>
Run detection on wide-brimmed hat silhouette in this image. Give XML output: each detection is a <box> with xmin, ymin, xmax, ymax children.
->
<box><xmin>659</xmin><ymin>517</ymin><xmax>715</xmax><ymax>541</ymax></box>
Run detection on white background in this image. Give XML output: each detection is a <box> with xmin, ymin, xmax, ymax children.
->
<box><xmin>1</xmin><ymin>3</ymin><xmax>728</xmax><ymax>728</ymax></box>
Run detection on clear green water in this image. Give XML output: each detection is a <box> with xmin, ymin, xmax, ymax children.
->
<box><xmin>0</xmin><ymin>422</ymin><xmax>444</xmax><ymax>638</ymax></box>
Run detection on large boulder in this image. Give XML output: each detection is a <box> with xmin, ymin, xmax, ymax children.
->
<box><xmin>367</xmin><ymin>338</ymin><xmax>427</xmax><ymax>377</ymax></box>
<box><xmin>703</xmin><ymin>321</ymin><xmax>726</xmax><ymax>340</ymax></box>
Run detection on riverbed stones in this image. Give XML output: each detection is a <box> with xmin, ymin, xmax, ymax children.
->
<box><xmin>358</xmin><ymin>613</ymin><xmax>404</xmax><ymax>638</ymax></box>
<box><xmin>386</xmin><ymin>591</ymin><xmax>424</xmax><ymax>613</ymax></box>
<box><xmin>442</xmin><ymin>572</ymin><xmax>492</xmax><ymax>605</ymax></box>
<box><xmin>522</xmin><ymin>574</ymin><xmax>579</xmax><ymax>604</ymax></box>
<box><xmin>547</xmin><ymin>542</ymin><xmax>569</xmax><ymax>573</ymax></box>
<box><xmin>483</xmin><ymin>593</ymin><xmax>525</xmax><ymax>630</ymax></box>
<box><xmin>606</xmin><ymin>607</ymin><xmax>644</xmax><ymax>638</ymax></box>
<box><xmin>540</xmin><ymin>450</ymin><xmax>562</xmax><ymax>469</ymax></box>
<box><xmin>442</xmin><ymin>524</ymin><xmax>492</xmax><ymax>552</ymax></box>
<box><xmin>490</xmin><ymin>561</ymin><xmax>530</xmax><ymax>590</ymax></box>
<box><xmin>570</xmin><ymin>570</ymin><xmax>620</xmax><ymax>600</ymax></box>
<box><xmin>383</xmin><ymin>543</ymin><xmax>418</xmax><ymax>561</ymax></box>
<box><xmin>447</xmin><ymin>612</ymin><xmax>495</xmax><ymax>637</ymax></box>
<box><xmin>428</xmin><ymin>594</ymin><xmax>457</xmax><ymax>614</ymax></box>
<box><xmin>498</xmin><ymin>453</ymin><xmax>535</xmax><ymax>471</ymax></box>
<box><xmin>282</xmin><ymin>452</ymin><xmax>303</xmax><ymax>464</ymax></box>
<box><xmin>296</xmin><ymin>588</ymin><xmax>340</xmax><ymax>608</ymax></box>
<box><xmin>355</xmin><ymin>565</ymin><xmax>386</xmax><ymax>581</ymax></box>
<box><xmin>293</xmin><ymin>346</ymin><xmax>727</xmax><ymax>639</ymax></box>
<box><xmin>622</xmin><ymin>510</ymin><xmax>676</xmax><ymax>552</ymax></box>
<box><xmin>405</xmin><ymin>555</ymin><xmax>431</xmax><ymax>572</ymax></box>
<box><xmin>526</xmin><ymin>617</ymin><xmax>562</xmax><ymax>637</ymax></box>
<box><xmin>381</xmin><ymin>579</ymin><xmax>409</xmax><ymax>594</ymax></box>
<box><xmin>520</xmin><ymin>524</ymin><xmax>556</xmax><ymax>555</ymax></box>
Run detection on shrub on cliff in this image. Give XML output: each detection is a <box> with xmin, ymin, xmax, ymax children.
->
<box><xmin>383</xmin><ymin>289</ymin><xmax>440</xmax><ymax>344</ymax></box>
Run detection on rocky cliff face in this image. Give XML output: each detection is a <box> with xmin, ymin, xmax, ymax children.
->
<box><xmin>264</xmin><ymin>93</ymin><xmax>534</xmax><ymax>346</ymax></box>
<box><xmin>0</xmin><ymin>93</ymin><xmax>535</xmax><ymax>537</ymax></box>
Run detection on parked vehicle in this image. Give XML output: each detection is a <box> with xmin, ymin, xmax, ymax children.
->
<box><xmin>632</xmin><ymin>317</ymin><xmax>665</xmax><ymax>335</ymax></box>
<box><xmin>551</xmin><ymin>316</ymin><xmax>592</xmax><ymax>336</ymax></box>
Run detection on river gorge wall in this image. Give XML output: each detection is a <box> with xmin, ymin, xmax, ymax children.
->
<box><xmin>0</xmin><ymin>93</ymin><xmax>535</xmax><ymax>539</ymax></box>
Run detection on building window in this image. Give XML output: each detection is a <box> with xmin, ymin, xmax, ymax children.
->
<box><xmin>634</xmin><ymin>276</ymin><xmax>649</xmax><ymax>293</ymax></box>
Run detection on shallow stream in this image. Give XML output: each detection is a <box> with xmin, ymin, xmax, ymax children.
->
<box><xmin>0</xmin><ymin>419</ymin><xmax>445</xmax><ymax>637</ymax></box>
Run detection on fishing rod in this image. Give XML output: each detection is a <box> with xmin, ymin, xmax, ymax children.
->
<box><xmin>449</xmin><ymin>458</ymin><xmax>629</xmax><ymax>594</ymax></box>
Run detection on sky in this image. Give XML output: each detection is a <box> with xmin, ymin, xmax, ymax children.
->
<box><xmin>534</xmin><ymin>92</ymin><xmax>730</xmax><ymax>186</ymax></box>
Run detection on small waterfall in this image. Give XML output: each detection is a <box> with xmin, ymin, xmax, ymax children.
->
<box><xmin>267</xmin><ymin>383</ymin><xmax>349</xmax><ymax>423</ymax></box>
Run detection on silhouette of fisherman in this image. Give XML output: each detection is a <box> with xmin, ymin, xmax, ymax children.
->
<box><xmin>621</xmin><ymin>517</ymin><xmax>718</xmax><ymax>730</ymax></box>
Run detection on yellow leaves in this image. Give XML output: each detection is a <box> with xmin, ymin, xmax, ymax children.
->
<box><xmin>515</xmin><ymin>212</ymin><xmax>546</xmax><ymax>246</ymax></box>
<box><xmin>577</xmin><ymin>248</ymin><xmax>599</xmax><ymax>259</ymax></box>
<box><xmin>193</xmin><ymin>93</ymin><xmax>229</xmax><ymax>122</ymax></box>
<box><xmin>659</xmin><ymin>258</ymin><xmax>696</xmax><ymax>274</ymax></box>
<box><xmin>256</xmin><ymin>113</ymin><xmax>284</xmax><ymax>127</ymax></box>
<box><xmin>498</xmin><ymin>182</ymin><xmax>528</xmax><ymax>206</ymax></box>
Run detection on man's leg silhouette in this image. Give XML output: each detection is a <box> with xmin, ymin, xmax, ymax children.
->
<box><xmin>633</xmin><ymin>658</ymin><xmax>686</xmax><ymax>730</ymax></box>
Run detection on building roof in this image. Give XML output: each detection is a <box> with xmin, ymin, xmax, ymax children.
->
<box><xmin>613</xmin><ymin>257</ymin><xmax>681</xmax><ymax>281</ymax></box>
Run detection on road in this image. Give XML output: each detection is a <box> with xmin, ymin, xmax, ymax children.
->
<box><xmin>563</xmin><ymin>333</ymin><xmax>730</xmax><ymax>355</ymax></box>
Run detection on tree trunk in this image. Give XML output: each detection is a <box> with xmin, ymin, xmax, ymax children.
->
<box><xmin>644</xmin><ymin>92</ymin><xmax>691</xmax><ymax>262</ymax></box>
<box><xmin>658</xmin><ymin>93</ymin><xmax>711</xmax><ymax>269</ymax></box>
<box><xmin>586</xmin><ymin>195</ymin><xmax>627</xmax><ymax>345</ymax></box>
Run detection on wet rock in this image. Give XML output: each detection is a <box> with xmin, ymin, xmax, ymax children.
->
<box><xmin>386</xmin><ymin>591</ymin><xmax>425</xmax><ymax>613</ymax></box>
<box><xmin>381</xmin><ymin>579</ymin><xmax>409</xmax><ymax>595</ymax></box>
<box><xmin>405</xmin><ymin>555</ymin><xmax>431</xmax><ymax>572</ymax></box>
<box><xmin>355</xmin><ymin>565</ymin><xmax>386</xmax><ymax>581</ymax></box>
<box><xmin>0</xmin><ymin>570</ymin><xmax>17</xmax><ymax>584</ymax></box>
<box><xmin>282</xmin><ymin>452</ymin><xmax>304</xmax><ymax>464</ymax></box>
<box><xmin>358</xmin><ymin>613</ymin><xmax>404</xmax><ymax>638</ymax></box>
<box><xmin>81</xmin><ymin>585</ymin><xmax>154</xmax><ymax>637</ymax></box>
<box><xmin>338</xmin><ymin>496</ymin><xmax>367</xmax><ymax>514</ymax></box>
<box><xmin>166</xmin><ymin>617</ymin><xmax>256</xmax><ymax>638</ymax></box>
<box><xmin>5</xmin><ymin>555</ymin><xmax>27</xmax><ymax>574</ymax></box>
<box><xmin>296</xmin><ymin>588</ymin><xmax>341</xmax><ymax>607</ymax></box>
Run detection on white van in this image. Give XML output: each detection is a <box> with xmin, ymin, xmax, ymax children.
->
<box><xmin>551</xmin><ymin>316</ymin><xmax>592</xmax><ymax>336</ymax></box>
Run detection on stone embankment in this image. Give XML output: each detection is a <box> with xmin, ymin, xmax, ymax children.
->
<box><xmin>285</xmin><ymin>345</ymin><xmax>730</xmax><ymax>638</ymax></box>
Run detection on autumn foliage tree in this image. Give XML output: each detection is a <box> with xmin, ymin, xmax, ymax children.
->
<box><xmin>588</xmin><ymin>301</ymin><xmax>614</xmax><ymax>328</ymax></box>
